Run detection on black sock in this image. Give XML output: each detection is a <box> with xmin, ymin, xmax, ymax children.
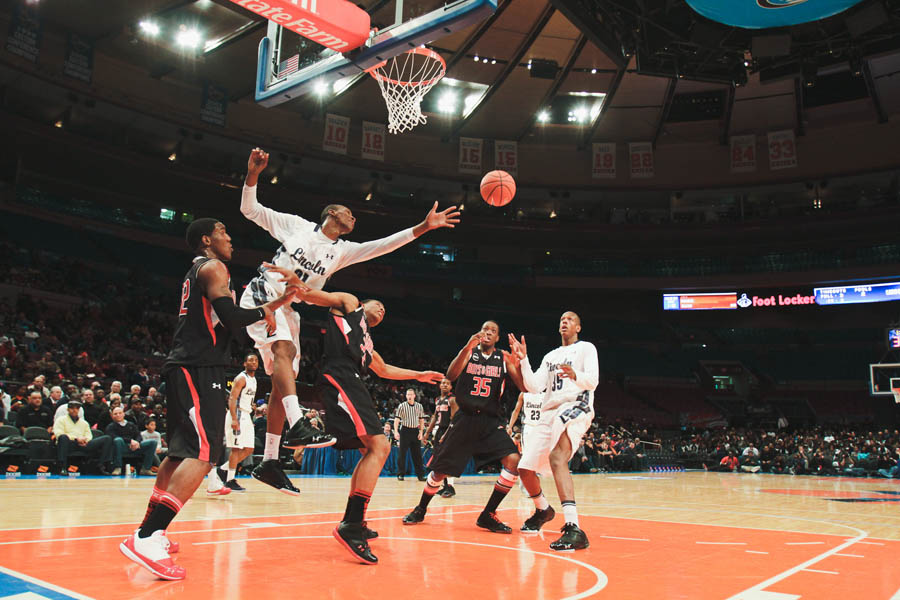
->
<box><xmin>138</xmin><ymin>492</ymin><xmax>181</xmax><ymax>538</ymax></box>
<box><xmin>484</xmin><ymin>467</ymin><xmax>516</xmax><ymax>513</ymax></box>
<box><xmin>484</xmin><ymin>487</ymin><xmax>510</xmax><ymax>514</ymax></box>
<box><xmin>344</xmin><ymin>490</ymin><xmax>370</xmax><ymax>524</ymax></box>
<box><xmin>417</xmin><ymin>489</ymin><xmax>437</xmax><ymax>510</ymax></box>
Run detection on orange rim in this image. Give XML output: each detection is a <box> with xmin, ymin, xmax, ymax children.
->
<box><xmin>366</xmin><ymin>47</ymin><xmax>446</xmax><ymax>87</ymax></box>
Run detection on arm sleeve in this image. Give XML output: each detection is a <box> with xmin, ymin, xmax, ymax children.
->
<box><xmin>211</xmin><ymin>297</ymin><xmax>266</xmax><ymax>335</ymax></box>
<box><xmin>241</xmin><ymin>185</ymin><xmax>311</xmax><ymax>243</ymax></box>
<box><xmin>519</xmin><ymin>356</ymin><xmax>550</xmax><ymax>394</ymax></box>
<box><xmin>336</xmin><ymin>228</ymin><xmax>416</xmax><ymax>269</ymax></box>
<box><xmin>570</xmin><ymin>343</ymin><xmax>600</xmax><ymax>391</ymax></box>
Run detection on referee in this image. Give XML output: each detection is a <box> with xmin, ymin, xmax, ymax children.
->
<box><xmin>393</xmin><ymin>388</ymin><xmax>426</xmax><ymax>481</ymax></box>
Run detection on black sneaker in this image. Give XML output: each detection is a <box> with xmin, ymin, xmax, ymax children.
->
<box><xmin>225</xmin><ymin>479</ymin><xmax>246</xmax><ymax>492</ymax></box>
<box><xmin>402</xmin><ymin>506</ymin><xmax>426</xmax><ymax>525</ymax></box>
<box><xmin>549</xmin><ymin>523</ymin><xmax>589</xmax><ymax>551</ymax></box>
<box><xmin>521</xmin><ymin>506</ymin><xmax>556</xmax><ymax>533</ymax></box>
<box><xmin>251</xmin><ymin>459</ymin><xmax>300</xmax><ymax>496</ymax></box>
<box><xmin>476</xmin><ymin>511</ymin><xmax>512</xmax><ymax>534</ymax></box>
<box><xmin>333</xmin><ymin>521</ymin><xmax>377</xmax><ymax>564</ymax></box>
<box><xmin>439</xmin><ymin>484</ymin><xmax>456</xmax><ymax>498</ymax></box>
<box><xmin>282</xmin><ymin>419</ymin><xmax>337</xmax><ymax>450</ymax></box>
<box><xmin>361</xmin><ymin>521</ymin><xmax>378</xmax><ymax>539</ymax></box>
<box><xmin>397</xmin><ymin>475</ymin><xmax>404</xmax><ymax>481</ymax></box>
<box><xmin>216</xmin><ymin>467</ymin><xmax>228</xmax><ymax>483</ymax></box>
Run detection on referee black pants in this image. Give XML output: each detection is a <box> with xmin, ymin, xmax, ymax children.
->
<box><xmin>397</xmin><ymin>426</ymin><xmax>424</xmax><ymax>478</ymax></box>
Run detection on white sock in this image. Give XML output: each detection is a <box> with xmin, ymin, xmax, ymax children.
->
<box><xmin>532</xmin><ymin>492</ymin><xmax>550</xmax><ymax>511</ymax></box>
<box><xmin>562</xmin><ymin>501</ymin><xmax>579</xmax><ymax>526</ymax></box>
<box><xmin>447</xmin><ymin>477</ymin><xmax>455</xmax><ymax>486</ymax></box>
<box><xmin>281</xmin><ymin>394</ymin><xmax>303</xmax><ymax>427</ymax></box>
<box><xmin>227</xmin><ymin>468</ymin><xmax>236</xmax><ymax>482</ymax></box>
<box><xmin>264</xmin><ymin>433</ymin><xmax>281</xmax><ymax>460</ymax></box>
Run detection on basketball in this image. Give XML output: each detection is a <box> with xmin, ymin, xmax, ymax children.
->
<box><xmin>480</xmin><ymin>170</ymin><xmax>516</xmax><ymax>207</ymax></box>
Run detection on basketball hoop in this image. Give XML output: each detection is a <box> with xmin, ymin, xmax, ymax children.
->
<box><xmin>367</xmin><ymin>47</ymin><xmax>446</xmax><ymax>134</ymax></box>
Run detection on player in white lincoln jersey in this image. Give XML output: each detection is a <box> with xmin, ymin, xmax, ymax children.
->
<box><xmin>508</xmin><ymin>391</ymin><xmax>551</xmax><ymax>476</ymax></box>
<box><xmin>238</xmin><ymin>148</ymin><xmax>461</xmax><ymax>494</ymax></box>
<box><xmin>208</xmin><ymin>353</ymin><xmax>258</xmax><ymax>494</ymax></box>
<box><xmin>507</xmin><ymin>311</ymin><xmax>598</xmax><ymax>551</ymax></box>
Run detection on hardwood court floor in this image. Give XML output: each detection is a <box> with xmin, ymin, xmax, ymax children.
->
<box><xmin>1</xmin><ymin>471</ymin><xmax>899</xmax><ymax>599</ymax></box>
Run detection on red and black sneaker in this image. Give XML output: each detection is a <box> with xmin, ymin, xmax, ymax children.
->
<box><xmin>361</xmin><ymin>520</ymin><xmax>378</xmax><ymax>539</ymax></box>
<box><xmin>119</xmin><ymin>531</ymin><xmax>185</xmax><ymax>580</ymax></box>
<box><xmin>402</xmin><ymin>506</ymin><xmax>426</xmax><ymax>525</ymax></box>
<box><xmin>476</xmin><ymin>511</ymin><xmax>512</xmax><ymax>534</ymax></box>
<box><xmin>333</xmin><ymin>522</ymin><xmax>377</xmax><ymax>565</ymax></box>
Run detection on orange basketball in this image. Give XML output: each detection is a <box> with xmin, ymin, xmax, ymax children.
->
<box><xmin>480</xmin><ymin>170</ymin><xmax>516</xmax><ymax>207</ymax></box>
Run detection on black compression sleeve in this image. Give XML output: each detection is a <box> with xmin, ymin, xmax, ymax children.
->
<box><xmin>210</xmin><ymin>296</ymin><xmax>265</xmax><ymax>334</ymax></box>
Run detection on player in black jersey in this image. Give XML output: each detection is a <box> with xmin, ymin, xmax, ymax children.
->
<box><xmin>402</xmin><ymin>321</ymin><xmax>525</xmax><ymax>533</ymax></box>
<box><xmin>264</xmin><ymin>264</ymin><xmax>443</xmax><ymax>564</ymax></box>
<box><xmin>120</xmin><ymin>219</ymin><xmax>299</xmax><ymax>581</ymax></box>
<box><xmin>422</xmin><ymin>377</ymin><xmax>457</xmax><ymax>497</ymax></box>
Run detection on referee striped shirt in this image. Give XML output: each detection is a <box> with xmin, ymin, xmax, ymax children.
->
<box><xmin>395</xmin><ymin>401</ymin><xmax>424</xmax><ymax>428</ymax></box>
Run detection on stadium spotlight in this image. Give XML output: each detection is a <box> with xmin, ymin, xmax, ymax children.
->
<box><xmin>491</xmin><ymin>59</ymin><xmax>496</xmax><ymax>65</ymax></box>
<box><xmin>591</xmin><ymin>68</ymin><xmax>597</xmax><ymax>74</ymax></box>
<box><xmin>537</xmin><ymin>110</ymin><xmax>550</xmax><ymax>123</ymax></box>
<box><xmin>175</xmin><ymin>27</ymin><xmax>201</xmax><ymax>48</ymax></box>
<box><xmin>314</xmin><ymin>80</ymin><xmax>329</xmax><ymax>96</ymax></box>
<box><xmin>139</xmin><ymin>20</ymin><xmax>160</xmax><ymax>36</ymax></box>
<box><xmin>573</xmin><ymin>106</ymin><xmax>588</xmax><ymax>122</ymax></box>
<box><xmin>473</xmin><ymin>54</ymin><xmax>479</xmax><ymax>62</ymax></box>
<box><xmin>438</xmin><ymin>92</ymin><xmax>458</xmax><ymax>113</ymax></box>
<box><xmin>549</xmin><ymin>209</ymin><xmax>557</xmax><ymax>219</ymax></box>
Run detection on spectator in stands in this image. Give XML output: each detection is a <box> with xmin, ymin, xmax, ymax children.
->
<box><xmin>708</xmin><ymin>450</ymin><xmax>739</xmax><ymax>472</ymax></box>
<box><xmin>53</xmin><ymin>389</ymin><xmax>85</xmax><ymax>423</ymax></box>
<box><xmin>741</xmin><ymin>442</ymin><xmax>760</xmax><ymax>473</ymax></box>
<box><xmin>36</xmin><ymin>352</ymin><xmax>59</xmax><ymax>376</ymax></box>
<box><xmin>53</xmin><ymin>399</ymin><xmax>113</xmax><ymax>475</ymax></box>
<box><xmin>877</xmin><ymin>447</ymin><xmax>900</xmax><ymax>478</ymax></box>
<box><xmin>141</xmin><ymin>418</ymin><xmax>166</xmax><ymax>464</ymax></box>
<box><xmin>48</xmin><ymin>386</ymin><xmax>64</xmax><ymax>409</ymax></box>
<box><xmin>306</xmin><ymin>409</ymin><xmax>324</xmax><ymax>431</ymax></box>
<box><xmin>15</xmin><ymin>390</ymin><xmax>53</xmax><ymax>434</ymax></box>
<box><xmin>596</xmin><ymin>439</ymin><xmax>616</xmax><ymax>472</ymax></box>
<box><xmin>82</xmin><ymin>388</ymin><xmax>102</xmax><ymax>427</ymax></box>
<box><xmin>9</xmin><ymin>385</ymin><xmax>27</xmax><ymax>412</ymax></box>
<box><xmin>105</xmin><ymin>406</ymin><xmax>156</xmax><ymax>476</ymax></box>
<box><xmin>124</xmin><ymin>396</ymin><xmax>148</xmax><ymax>431</ymax></box>
<box><xmin>27</xmin><ymin>375</ymin><xmax>49</xmax><ymax>400</ymax></box>
<box><xmin>0</xmin><ymin>384</ymin><xmax>10</xmax><ymax>422</ymax></box>
<box><xmin>110</xmin><ymin>381</ymin><xmax>122</xmax><ymax>395</ymax></box>
<box><xmin>96</xmin><ymin>395</ymin><xmax>121</xmax><ymax>433</ymax></box>
<box><xmin>615</xmin><ymin>440</ymin><xmax>639</xmax><ymax>471</ymax></box>
<box><xmin>253</xmin><ymin>403</ymin><xmax>267</xmax><ymax>439</ymax></box>
<box><xmin>150</xmin><ymin>402</ymin><xmax>166</xmax><ymax>434</ymax></box>
<box><xmin>129</xmin><ymin>366</ymin><xmax>149</xmax><ymax>392</ymax></box>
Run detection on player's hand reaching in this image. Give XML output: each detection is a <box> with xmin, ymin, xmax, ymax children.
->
<box><xmin>423</xmin><ymin>202</ymin><xmax>461</xmax><ymax>231</ymax></box>
<box><xmin>557</xmin><ymin>364</ymin><xmax>577</xmax><ymax>381</ymax></box>
<box><xmin>416</xmin><ymin>370</ymin><xmax>445</xmax><ymax>384</ymax></box>
<box><xmin>507</xmin><ymin>334</ymin><xmax>527</xmax><ymax>361</ymax></box>
<box><xmin>262</xmin><ymin>262</ymin><xmax>311</xmax><ymax>300</ymax></box>
<box><xmin>247</xmin><ymin>148</ymin><xmax>269</xmax><ymax>176</ymax></box>
<box><xmin>466</xmin><ymin>332</ymin><xmax>484</xmax><ymax>350</ymax></box>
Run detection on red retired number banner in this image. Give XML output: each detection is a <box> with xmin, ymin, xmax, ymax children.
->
<box><xmin>767</xmin><ymin>129</ymin><xmax>797</xmax><ymax>170</ymax></box>
<box><xmin>494</xmin><ymin>140</ymin><xmax>517</xmax><ymax>176</ymax></box>
<box><xmin>323</xmin><ymin>113</ymin><xmax>349</xmax><ymax>155</ymax></box>
<box><xmin>459</xmin><ymin>137</ymin><xmax>483</xmax><ymax>175</ymax></box>
<box><xmin>361</xmin><ymin>121</ymin><xmax>385</xmax><ymax>161</ymax></box>
<box><xmin>592</xmin><ymin>143</ymin><xmax>616</xmax><ymax>179</ymax></box>
<box><xmin>629</xmin><ymin>142</ymin><xmax>654</xmax><ymax>178</ymax></box>
<box><xmin>227</xmin><ymin>0</ymin><xmax>371</xmax><ymax>52</ymax></box>
<box><xmin>730</xmin><ymin>135</ymin><xmax>756</xmax><ymax>173</ymax></box>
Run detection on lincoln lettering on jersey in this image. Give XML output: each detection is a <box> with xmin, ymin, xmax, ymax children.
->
<box><xmin>465</xmin><ymin>363</ymin><xmax>503</xmax><ymax>378</ymax></box>
<box><xmin>290</xmin><ymin>247</ymin><xmax>328</xmax><ymax>278</ymax></box>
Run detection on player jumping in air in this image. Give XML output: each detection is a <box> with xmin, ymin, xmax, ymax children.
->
<box><xmin>266</xmin><ymin>264</ymin><xmax>443</xmax><ymax>564</ymax></box>
<box><xmin>508</xmin><ymin>311</ymin><xmax>599</xmax><ymax>551</ymax></box>
<box><xmin>402</xmin><ymin>321</ymin><xmax>524</xmax><ymax>533</ymax></box>
<box><xmin>239</xmin><ymin>148</ymin><xmax>460</xmax><ymax>495</ymax></box>
<box><xmin>120</xmin><ymin>219</ymin><xmax>299</xmax><ymax>580</ymax></box>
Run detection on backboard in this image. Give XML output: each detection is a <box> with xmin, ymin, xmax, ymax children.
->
<box><xmin>868</xmin><ymin>363</ymin><xmax>900</xmax><ymax>396</ymax></box>
<box><xmin>255</xmin><ymin>0</ymin><xmax>497</xmax><ymax>107</ymax></box>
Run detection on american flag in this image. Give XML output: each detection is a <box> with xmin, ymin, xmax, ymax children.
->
<box><xmin>278</xmin><ymin>54</ymin><xmax>300</xmax><ymax>77</ymax></box>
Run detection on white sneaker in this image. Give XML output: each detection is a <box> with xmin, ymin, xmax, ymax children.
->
<box><xmin>119</xmin><ymin>530</ymin><xmax>185</xmax><ymax>580</ymax></box>
<box><xmin>207</xmin><ymin>468</ymin><xmax>224</xmax><ymax>494</ymax></box>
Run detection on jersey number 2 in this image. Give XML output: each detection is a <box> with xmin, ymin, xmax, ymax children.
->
<box><xmin>470</xmin><ymin>376</ymin><xmax>492</xmax><ymax>397</ymax></box>
<box><xmin>178</xmin><ymin>279</ymin><xmax>190</xmax><ymax>316</ymax></box>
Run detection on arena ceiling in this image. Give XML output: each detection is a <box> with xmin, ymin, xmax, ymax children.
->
<box><xmin>20</xmin><ymin>0</ymin><xmax>900</xmax><ymax>148</ymax></box>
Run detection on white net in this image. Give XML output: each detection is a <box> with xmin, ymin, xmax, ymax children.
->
<box><xmin>369</xmin><ymin>48</ymin><xmax>445</xmax><ymax>134</ymax></box>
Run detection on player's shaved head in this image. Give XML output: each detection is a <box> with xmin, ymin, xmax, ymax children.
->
<box><xmin>561</xmin><ymin>311</ymin><xmax>581</xmax><ymax>326</ymax></box>
<box><xmin>320</xmin><ymin>204</ymin><xmax>347</xmax><ymax>223</ymax></box>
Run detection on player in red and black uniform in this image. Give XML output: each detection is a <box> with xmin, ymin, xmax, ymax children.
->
<box><xmin>119</xmin><ymin>219</ymin><xmax>299</xmax><ymax>581</ymax></box>
<box><xmin>264</xmin><ymin>264</ymin><xmax>443</xmax><ymax>564</ymax></box>
<box><xmin>423</xmin><ymin>377</ymin><xmax>458</xmax><ymax>497</ymax></box>
<box><xmin>403</xmin><ymin>321</ymin><xmax>524</xmax><ymax>533</ymax></box>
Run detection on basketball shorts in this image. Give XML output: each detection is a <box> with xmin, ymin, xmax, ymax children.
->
<box><xmin>427</xmin><ymin>411</ymin><xmax>519</xmax><ymax>477</ymax></box>
<box><xmin>317</xmin><ymin>367</ymin><xmax>382</xmax><ymax>450</ymax></box>
<box><xmin>518</xmin><ymin>400</ymin><xmax>593</xmax><ymax>475</ymax></box>
<box><xmin>225</xmin><ymin>412</ymin><xmax>254</xmax><ymax>449</ymax></box>
<box><xmin>433</xmin><ymin>425</ymin><xmax>449</xmax><ymax>451</ymax></box>
<box><xmin>521</xmin><ymin>423</ymin><xmax>551</xmax><ymax>476</ymax></box>
<box><xmin>164</xmin><ymin>365</ymin><xmax>227</xmax><ymax>464</ymax></box>
<box><xmin>239</xmin><ymin>287</ymin><xmax>300</xmax><ymax>376</ymax></box>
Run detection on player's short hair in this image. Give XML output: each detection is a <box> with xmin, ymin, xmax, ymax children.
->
<box><xmin>320</xmin><ymin>204</ymin><xmax>345</xmax><ymax>223</ymax></box>
<box><xmin>563</xmin><ymin>311</ymin><xmax>582</xmax><ymax>326</ymax></box>
<box><xmin>185</xmin><ymin>218</ymin><xmax>220</xmax><ymax>252</ymax></box>
<box><xmin>244</xmin><ymin>352</ymin><xmax>257</xmax><ymax>361</ymax></box>
<box><xmin>362</xmin><ymin>299</ymin><xmax>382</xmax><ymax>306</ymax></box>
<box><xmin>482</xmin><ymin>320</ymin><xmax>500</xmax><ymax>331</ymax></box>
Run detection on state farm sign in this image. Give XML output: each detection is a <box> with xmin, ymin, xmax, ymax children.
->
<box><xmin>228</xmin><ymin>0</ymin><xmax>370</xmax><ymax>51</ymax></box>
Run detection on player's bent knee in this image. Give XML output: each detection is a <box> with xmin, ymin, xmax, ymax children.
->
<box><xmin>271</xmin><ymin>340</ymin><xmax>297</xmax><ymax>359</ymax></box>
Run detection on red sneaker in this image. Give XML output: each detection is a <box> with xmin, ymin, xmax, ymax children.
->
<box><xmin>163</xmin><ymin>533</ymin><xmax>179</xmax><ymax>554</ymax></box>
<box><xmin>119</xmin><ymin>531</ymin><xmax>185</xmax><ymax>580</ymax></box>
<box><xmin>206</xmin><ymin>486</ymin><xmax>231</xmax><ymax>496</ymax></box>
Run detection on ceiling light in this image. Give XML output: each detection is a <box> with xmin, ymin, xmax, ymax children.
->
<box><xmin>537</xmin><ymin>110</ymin><xmax>550</xmax><ymax>123</ymax></box>
<box><xmin>527</xmin><ymin>59</ymin><xmax>532</xmax><ymax>70</ymax></box>
<box><xmin>482</xmin><ymin>58</ymin><xmax>488</xmax><ymax>63</ymax></box>
<box><xmin>314</xmin><ymin>80</ymin><xmax>329</xmax><ymax>96</ymax></box>
<box><xmin>573</xmin><ymin>106</ymin><xmax>588</xmax><ymax>122</ymax></box>
<box><xmin>491</xmin><ymin>59</ymin><xmax>496</xmax><ymax>65</ymax></box>
<box><xmin>549</xmin><ymin>210</ymin><xmax>557</xmax><ymax>219</ymax></box>
<box><xmin>53</xmin><ymin>119</ymin><xmax>63</xmax><ymax>129</ymax></box>
<box><xmin>438</xmin><ymin>92</ymin><xmax>458</xmax><ymax>113</ymax></box>
<box><xmin>591</xmin><ymin>68</ymin><xmax>597</xmax><ymax>74</ymax></box>
<box><xmin>473</xmin><ymin>55</ymin><xmax>479</xmax><ymax>62</ymax></box>
<box><xmin>175</xmin><ymin>27</ymin><xmax>201</xmax><ymax>48</ymax></box>
<box><xmin>270</xmin><ymin>175</ymin><xmax>279</xmax><ymax>185</ymax></box>
<box><xmin>168</xmin><ymin>152</ymin><xmax>177</xmax><ymax>162</ymax></box>
<box><xmin>139</xmin><ymin>20</ymin><xmax>160</xmax><ymax>36</ymax></box>
<box><xmin>365</xmin><ymin>192</ymin><xmax>373</xmax><ymax>201</ymax></box>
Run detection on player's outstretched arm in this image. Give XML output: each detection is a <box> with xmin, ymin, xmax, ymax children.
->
<box><xmin>338</xmin><ymin>202</ymin><xmax>462</xmax><ymax>269</ymax></box>
<box><xmin>198</xmin><ymin>260</ymin><xmax>298</xmax><ymax>335</ymax></box>
<box><xmin>445</xmin><ymin>332</ymin><xmax>482</xmax><ymax>382</ymax></box>
<box><xmin>241</xmin><ymin>148</ymin><xmax>311</xmax><ymax>243</ymax></box>
<box><xmin>263</xmin><ymin>263</ymin><xmax>359</xmax><ymax>314</ymax></box>
<box><xmin>370</xmin><ymin>351</ymin><xmax>444</xmax><ymax>384</ymax></box>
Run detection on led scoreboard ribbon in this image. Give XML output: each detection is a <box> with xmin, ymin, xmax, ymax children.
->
<box><xmin>663</xmin><ymin>293</ymin><xmax>737</xmax><ymax>311</ymax></box>
<box><xmin>814</xmin><ymin>281</ymin><xmax>900</xmax><ymax>305</ymax></box>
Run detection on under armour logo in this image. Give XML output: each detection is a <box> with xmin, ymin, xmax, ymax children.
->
<box><xmin>326</xmin><ymin>253</ymin><xmax>335</xmax><ymax>260</ymax></box>
<box><xmin>212</xmin><ymin>383</ymin><xmax>222</xmax><ymax>389</ymax></box>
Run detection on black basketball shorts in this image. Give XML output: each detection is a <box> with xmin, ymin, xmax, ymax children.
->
<box><xmin>164</xmin><ymin>365</ymin><xmax>227</xmax><ymax>464</ymax></box>
<box><xmin>427</xmin><ymin>411</ymin><xmax>519</xmax><ymax>477</ymax></box>
<box><xmin>318</xmin><ymin>367</ymin><xmax>383</xmax><ymax>450</ymax></box>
